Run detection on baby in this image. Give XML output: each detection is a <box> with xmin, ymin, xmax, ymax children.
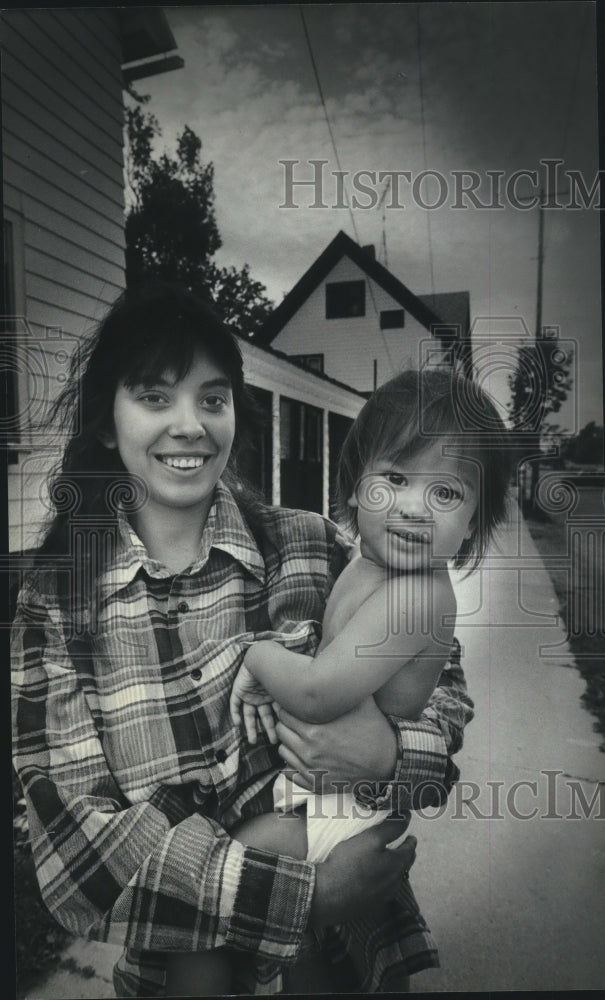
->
<box><xmin>230</xmin><ymin>367</ymin><xmax>510</xmax><ymax>862</ymax></box>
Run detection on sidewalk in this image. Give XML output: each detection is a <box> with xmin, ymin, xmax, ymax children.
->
<box><xmin>23</xmin><ymin>502</ymin><xmax>604</xmax><ymax>997</ymax></box>
<box><xmin>412</xmin><ymin>499</ymin><xmax>604</xmax><ymax>992</ymax></box>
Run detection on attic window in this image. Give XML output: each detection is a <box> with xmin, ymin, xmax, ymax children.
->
<box><xmin>2</xmin><ymin>220</ymin><xmax>19</xmax><ymax>463</ymax></box>
<box><xmin>380</xmin><ymin>309</ymin><xmax>405</xmax><ymax>330</ymax></box>
<box><xmin>325</xmin><ymin>280</ymin><xmax>366</xmax><ymax>319</ymax></box>
<box><xmin>436</xmin><ymin>325</ymin><xmax>458</xmax><ymax>342</ymax></box>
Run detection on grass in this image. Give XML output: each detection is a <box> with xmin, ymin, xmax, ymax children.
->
<box><xmin>524</xmin><ymin>505</ymin><xmax>605</xmax><ymax>751</ymax></box>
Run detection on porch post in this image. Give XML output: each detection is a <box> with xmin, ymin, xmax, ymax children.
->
<box><xmin>272</xmin><ymin>393</ymin><xmax>281</xmax><ymax>506</ymax></box>
<box><xmin>322</xmin><ymin>408</ymin><xmax>329</xmax><ymax>518</ymax></box>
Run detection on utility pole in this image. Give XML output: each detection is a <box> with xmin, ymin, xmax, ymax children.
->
<box><xmin>535</xmin><ymin>188</ymin><xmax>545</xmax><ymax>342</ymax></box>
<box><xmin>377</xmin><ymin>177</ymin><xmax>391</xmax><ymax>269</ymax></box>
<box><xmin>523</xmin><ymin>186</ymin><xmax>568</xmax><ymax>342</ymax></box>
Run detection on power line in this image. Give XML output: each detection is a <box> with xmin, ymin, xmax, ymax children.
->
<box><xmin>416</xmin><ymin>4</ymin><xmax>436</xmax><ymax>298</ymax></box>
<box><xmin>298</xmin><ymin>6</ymin><xmax>360</xmax><ymax>246</ymax></box>
<box><xmin>560</xmin><ymin>5</ymin><xmax>590</xmax><ymax>168</ymax></box>
<box><xmin>298</xmin><ymin>5</ymin><xmax>398</xmax><ymax>377</ymax></box>
<box><xmin>544</xmin><ymin>5</ymin><xmax>588</xmax><ymax>258</ymax></box>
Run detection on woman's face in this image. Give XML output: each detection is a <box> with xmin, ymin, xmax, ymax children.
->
<box><xmin>106</xmin><ymin>348</ymin><xmax>236</xmax><ymax>524</ymax></box>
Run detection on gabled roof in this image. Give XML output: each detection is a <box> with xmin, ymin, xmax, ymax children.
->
<box><xmin>255</xmin><ymin>230</ymin><xmax>449</xmax><ymax>347</ymax></box>
<box><xmin>417</xmin><ymin>292</ymin><xmax>470</xmax><ymax>339</ymax></box>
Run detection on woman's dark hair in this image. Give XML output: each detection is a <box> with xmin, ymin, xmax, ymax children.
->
<box><xmin>38</xmin><ymin>283</ymin><xmax>266</xmax><ymax>568</ymax></box>
<box><xmin>336</xmin><ymin>368</ymin><xmax>513</xmax><ymax>572</ymax></box>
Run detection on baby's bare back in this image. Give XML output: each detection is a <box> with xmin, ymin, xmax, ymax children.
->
<box><xmin>320</xmin><ymin>554</ymin><xmax>455</xmax><ymax>719</ymax></box>
<box><xmin>320</xmin><ymin>555</ymin><xmax>388</xmax><ymax>646</ymax></box>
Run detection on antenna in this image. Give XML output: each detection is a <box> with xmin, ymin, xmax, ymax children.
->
<box><xmin>377</xmin><ymin>176</ymin><xmax>391</xmax><ymax>269</ymax></box>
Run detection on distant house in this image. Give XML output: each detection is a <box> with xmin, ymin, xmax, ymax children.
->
<box><xmin>255</xmin><ymin>230</ymin><xmax>473</xmax><ymax>394</ymax></box>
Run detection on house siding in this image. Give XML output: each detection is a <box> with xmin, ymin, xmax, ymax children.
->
<box><xmin>269</xmin><ymin>256</ymin><xmax>434</xmax><ymax>393</ymax></box>
<box><xmin>3</xmin><ymin>8</ymin><xmax>127</xmax><ymax>550</ymax></box>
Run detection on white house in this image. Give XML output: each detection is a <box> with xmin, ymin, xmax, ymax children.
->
<box><xmin>256</xmin><ymin>230</ymin><xmax>473</xmax><ymax>394</ymax></box>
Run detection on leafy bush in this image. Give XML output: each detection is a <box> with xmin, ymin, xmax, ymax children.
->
<box><xmin>13</xmin><ymin>769</ymin><xmax>72</xmax><ymax>997</ymax></box>
<box><xmin>525</xmin><ymin>516</ymin><xmax>605</xmax><ymax>750</ymax></box>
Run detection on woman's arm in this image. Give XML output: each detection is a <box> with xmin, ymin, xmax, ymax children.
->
<box><xmin>242</xmin><ymin>581</ymin><xmax>437</xmax><ymax>724</ymax></box>
<box><xmin>11</xmin><ymin>587</ymin><xmax>314</xmax><ymax>963</ymax></box>
<box><xmin>12</xmin><ymin>585</ymin><xmax>426</xmax><ymax>960</ymax></box>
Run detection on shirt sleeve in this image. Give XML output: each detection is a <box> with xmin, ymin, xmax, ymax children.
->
<box><xmin>11</xmin><ymin>586</ymin><xmax>315</xmax><ymax>962</ymax></box>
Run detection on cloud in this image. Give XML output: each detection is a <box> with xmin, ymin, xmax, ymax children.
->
<box><xmin>139</xmin><ymin>4</ymin><xmax>601</xmax><ymax>428</ymax></box>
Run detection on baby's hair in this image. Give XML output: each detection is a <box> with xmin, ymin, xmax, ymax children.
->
<box><xmin>336</xmin><ymin>368</ymin><xmax>513</xmax><ymax>572</ymax></box>
<box><xmin>39</xmin><ymin>282</ymin><xmax>265</xmax><ymax>563</ymax></box>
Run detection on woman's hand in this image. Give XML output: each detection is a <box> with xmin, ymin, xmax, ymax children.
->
<box><xmin>275</xmin><ymin>696</ymin><xmax>398</xmax><ymax>790</ymax></box>
<box><xmin>230</xmin><ymin>663</ymin><xmax>278</xmax><ymax>745</ymax></box>
<box><xmin>310</xmin><ymin>820</ymin><xmax>416</xmax><ymax>926</ymax></box>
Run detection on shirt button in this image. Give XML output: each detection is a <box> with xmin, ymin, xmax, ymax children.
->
<box><xmin>191</xmin><ymin>668</ymin><xmax>202</xmax><ymax>681</ymax></box>
<box><xmin>178</xmin><ymin>601</ymin><xmax>189</xmax><ymax>614</ymax></box>
<box><xmin>215</xmin><ymin>749</ymin><xmax>227</xmax><ymax>763</ymax></box>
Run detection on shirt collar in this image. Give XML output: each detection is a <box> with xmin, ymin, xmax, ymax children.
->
<box><xmin>99</xmin><ymin>480</ymin><xmax>266</xmax><ymax>597</ymax></box>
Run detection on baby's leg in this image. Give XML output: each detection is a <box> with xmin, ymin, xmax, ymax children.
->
<box><xmin>165</xmin><ymin>949</ymin><xmax>231</xmax><ymax>997</ymax></box>
<box><xmin>231</xmin><ymin>808</ymin><xmax>308</xmax><ymax>858</ymax></box>
<box><xmin>232</xmin><ymin>811</ymin><xmax>344</xmax><ymax>994</ymax></box>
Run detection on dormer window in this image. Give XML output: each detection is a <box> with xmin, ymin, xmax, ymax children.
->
<box><xmin>325</xmin><ymin>280</ymin><xmax>366</xmax><ymax>319</ymax></box>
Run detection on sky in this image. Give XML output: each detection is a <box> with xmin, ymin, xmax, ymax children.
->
<box><xmin>134</xmin><ymin>1</ymin><xmax>603</xmax><ymax>434</ymax></box>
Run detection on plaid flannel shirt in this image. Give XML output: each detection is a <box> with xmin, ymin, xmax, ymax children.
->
<box><xmin>12</xmin><ymin>482</ymin><xmax>473</xmax><ymax>995</ymax></box>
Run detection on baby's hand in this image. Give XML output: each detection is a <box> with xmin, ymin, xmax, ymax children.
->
<box><xmin>230</xmin><ymin>662</ymin><xmax>278</xmax><ymax>745</ymax></box>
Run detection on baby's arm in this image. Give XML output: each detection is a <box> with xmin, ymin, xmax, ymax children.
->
<box><xmin>238</xmin><ymin>581</ymin><xmax>436</xmax><ymax>725</ymax></box>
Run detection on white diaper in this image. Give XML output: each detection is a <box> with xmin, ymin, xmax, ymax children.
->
<box><xmin>273</xmin><ymin>771</ymin><xmax>392</xmax><ymax>863</ymax></box>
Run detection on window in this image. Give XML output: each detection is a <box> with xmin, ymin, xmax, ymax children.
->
<box><xmin>435</xmin><ymin>325</ymin><xmax>458</xmax><ymax>342</ymax></box>
<box><xmin>280</xmin><ymin>397</ymin><xmax>323</xmax><ymax>512</ymax></box>
<box><xmin>3</xmin><ymin>221</ymin><xmax>16</xmax><ymax>319</ymax></box>
<box><xmin>325</xmin><ymin>280</ymin><xmax>365</xmax><ymax>319</ymax></box>
<box><xmin>289</xmin><ymin>353</ymin><xmax>324</xmax><ymax>374</ymax></box>
<box><xmin>237</xmin><ymin>386</ymin><xmax>272</xmax><ymax>501</ymax></box>
<box><xmin>380</xmin><ymin>309</ymin><xmax>405</xmax><ymax>330</ymax></box>
<box><xmin>2</xmin><ymin>220</ymin><xmax>19</xmax><ymax>462</ymax></box>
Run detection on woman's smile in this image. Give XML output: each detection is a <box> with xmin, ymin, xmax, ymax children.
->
<box><xmin>156</xmin><ymin>453</ymin><xmax>213</xmax><ymax>470</ymax></box>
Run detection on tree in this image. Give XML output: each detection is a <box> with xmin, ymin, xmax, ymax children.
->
<box><xmin>563</xmin><ymin>421</ymin><xmax>604</xmax><ymax>466</ymax></box>
<box><xmin>124</xmin><ymin>98</ymin><xmax>273</xmax><ymax>337</ymax></box>
<box><xmin>507</xmin><ymin>337</ymin><xmax>573</xmax><ymax>432</ymax></box>
<box><xmin>508</xmin><ymin>334</ymin><xmax>574</xmax><ymax>510</ymax></box>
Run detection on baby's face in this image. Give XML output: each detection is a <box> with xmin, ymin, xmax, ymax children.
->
<box><xmin>349</xmin><ymin>443</ymin><xmax>479</xmax><ymax>571</ymax></box>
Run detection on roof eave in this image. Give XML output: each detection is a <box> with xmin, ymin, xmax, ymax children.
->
<box><xmin>119</xmin><ymin>8</ymin><xmax>184</xmax><ymax>83</ymax></box>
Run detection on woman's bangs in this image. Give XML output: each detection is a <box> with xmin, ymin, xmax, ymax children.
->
<box><xmin>120</xmin><ymin>323</ymin><xmax>206</xmax><ymax>389</ymax></box>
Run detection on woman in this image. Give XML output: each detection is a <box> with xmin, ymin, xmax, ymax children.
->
<box><xmin>11</xmin><ymin>284</ymin><xmax>473</xmax><ymax>995</ymax></box>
